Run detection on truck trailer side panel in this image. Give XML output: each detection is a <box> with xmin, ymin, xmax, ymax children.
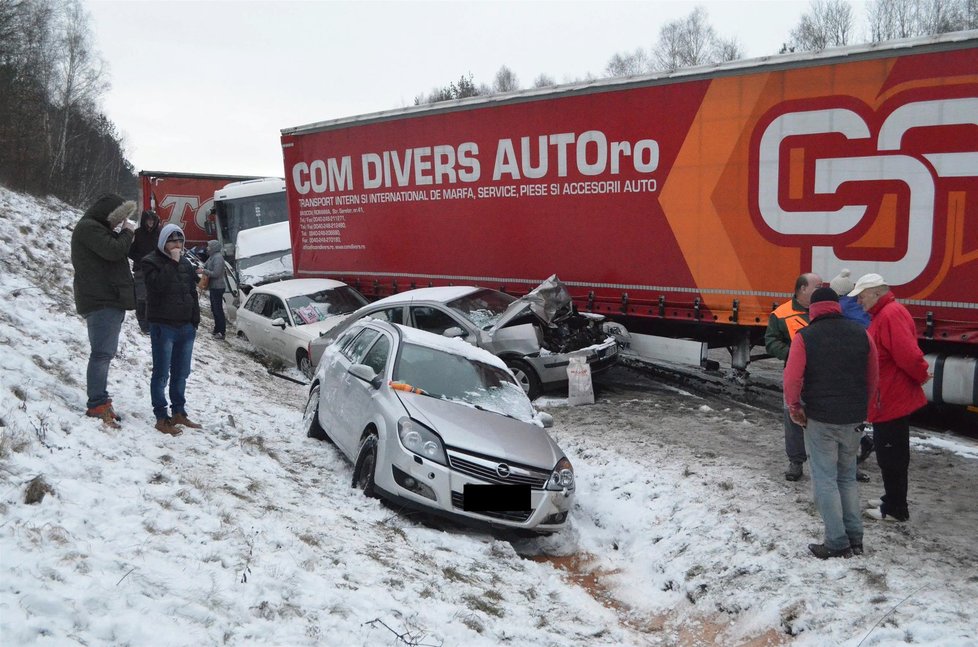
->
<box><xmin>281</xmin><ymin>36</ymin><xmax>978</xmax><ymax>353</ymax></box>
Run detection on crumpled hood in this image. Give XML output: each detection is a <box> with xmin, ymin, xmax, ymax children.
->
<box><xmin>396</xmin><ymin>391</ymin><xmax>562</xmax><ymax>471</ymax></box>
<box><xmin>492</xmin><ymin>274</ymin><xmax>572</xmax><ymax>331</ymax></box>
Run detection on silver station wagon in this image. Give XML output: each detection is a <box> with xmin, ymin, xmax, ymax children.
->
<box><xmin>308</xmin><ymin>276</ymin><xmax>618</xmax><ymax>399</ymax></box>
<box><xmin>303</xmin><ymin>319</ymin><xmax>576</xmax><ymax>534</ymax></box>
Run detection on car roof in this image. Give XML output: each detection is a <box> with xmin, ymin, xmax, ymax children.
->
<box><xmin>371</xmin><ymin>285</ymin><xmax>480</xmax><ymax>306</ymax></box>
<box><xmin>251</xmin><ymin>278</ymin><xmax>350</xmax><ymax>298</ymax></box>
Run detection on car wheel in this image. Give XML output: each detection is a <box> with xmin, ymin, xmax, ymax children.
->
<box><xmin>353</xmin><ymin>432</ymin><xmax>379</xmax><ymax>497</ymax></box>
<box><xmin>297</xmin><ymin>350</ymin><xmax>314</xmax><ymax>379</ymax></box>
<box><xmin>505</xmin><ymin>358</ymin><xmax>542</xmax><ymax>400</ymax></box>
<box><xmin>303</xmin><ymin>384</ymin><xmax>328</xmax><ymax>440</ymax></box>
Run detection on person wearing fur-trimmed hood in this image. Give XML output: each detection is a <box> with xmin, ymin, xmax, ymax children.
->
<box><xmin>141</xmin><ymin>223</ymin><xmax>202</xmax><ymax>436</ymax></box>
<box><xmin>71</xmin><ymin>192</ymin><xmax>138</xmax><ymax>428</ymax></box>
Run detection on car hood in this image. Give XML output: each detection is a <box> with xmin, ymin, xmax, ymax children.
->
<box><xmin>293</xmin><ymin>314</ymin><xmax>349</xmax><ymax>340</ymax></box>
<box><xmin>396</xmin><ymin>392</ymin><xmax>563</xmax><ymax>471</ymax></box>
<box><xmin>491</xmin><ymin>274</ymin><xmax>575</xmax><ymax>331</ymax></box>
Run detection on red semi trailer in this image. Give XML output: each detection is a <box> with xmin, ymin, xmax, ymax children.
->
<box><xmin>280</xmin><ymin>33</ymin><xmax>978</xmax><ymax>408</ymax></box>
<box><xmin>138</xmin><ymin>171</ymin><xmax>259</xmax><ymax>247</ymax></box>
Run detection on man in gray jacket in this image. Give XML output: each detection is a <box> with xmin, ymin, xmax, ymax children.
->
<box><xmin>70</xmin><ymin>193</ymin><xmax>137</xmax><ymax>428</ymax></box>
<box><xmin>198</xmin><ymin>239</ymin><xmax>227</xmax><ymax>339</ymax></box>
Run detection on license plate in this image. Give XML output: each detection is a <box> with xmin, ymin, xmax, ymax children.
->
<box><xmin>463</xmin><ymin>484</ymin><xmax>531</xmax><ymax>512</ymax></box>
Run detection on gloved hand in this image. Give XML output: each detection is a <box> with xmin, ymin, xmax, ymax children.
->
<box><xmin>168</xmin><ymin>248</ymin><xmax>182</xmax><ymax>262</ymax></box>
<box><xmin>121</xmin><ymin>218</ymin><xmax>137</xmax><ymax>233</ymax></box>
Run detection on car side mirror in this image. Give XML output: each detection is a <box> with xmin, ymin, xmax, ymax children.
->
<box><xmin>537</xmin><ymin>412</ymin><xmax>554</xmax><ymax>428</ymax></box>
<box><xmin>349</xmin><ymin>363</ymin><xmax>382</xmax><ymax>389</ymax></box>
<box><xmin>271</xmin><ymin>317</ymin><xmax>287</xmax><ymax>329</ymax></box>
<box><xmin>443</xmin><ymin>326</ymin><xmax>465</xmax><ymax>338</ymax></box>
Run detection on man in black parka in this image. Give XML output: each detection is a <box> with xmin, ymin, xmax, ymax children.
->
<box><xmin>128</xmin><ymin>209</ymin><xmax>161</xmax><ymax>333</ymax></box>
<box><xmin>70</xmin><ymin>193</ymin><xmax>137</xmax><ymax>428</ymax></box>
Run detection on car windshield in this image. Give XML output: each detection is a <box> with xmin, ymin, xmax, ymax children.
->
<box><xmin>446</xmin><ymin>289</ymin><xmax>516</xmax><ymax>330</ymax></box>
<box><xmin>288</xmin><ymin>287</ymin><xmax>368</xmax><ymax>326</ymax></box>
<box><xmin>393</xmin><ymin>342</ymin><xmax>534</xmax><ymax>422</ymax></box>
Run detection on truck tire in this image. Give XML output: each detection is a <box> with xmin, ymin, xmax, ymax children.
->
<box><xmin>506</xmin><ymin>358</ymin><xmax>542</xmax><ymax>400</ymax></box>
<box><xmin>353</xmin><ymin>432</ymin><xmax>379</xmax><ymax>497</ymax></box>
<box><xmin>303</xmin><ymin>384</ymin><xmax>328</xmax><ymax>440</ymax></box>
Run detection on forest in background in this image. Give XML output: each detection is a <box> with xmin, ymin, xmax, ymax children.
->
<box><xmin>1</xmin><ymin>0</ymin><xmax>974</xmax><ymax>208</ymax></box>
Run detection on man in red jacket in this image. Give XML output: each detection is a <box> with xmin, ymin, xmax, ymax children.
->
<box><xmin>849</xmin><ymin>273</ymin><xmax>931</xmax><ymax>522</ymax></box>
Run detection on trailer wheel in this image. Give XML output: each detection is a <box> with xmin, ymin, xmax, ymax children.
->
<box><xmin>506</xmin><ymin>358</ymin><xmax>541</xmax><ymax>400</ymax></box>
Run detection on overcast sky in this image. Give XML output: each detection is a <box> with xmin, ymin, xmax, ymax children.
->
<box><xmin>86</xmin><ymin>0</ymin><xmax>864</xmax><ymax>179</ymax></box>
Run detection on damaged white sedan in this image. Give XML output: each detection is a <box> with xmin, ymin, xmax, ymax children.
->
<box><xmin>308</xmin><ymin>275</ymin><xmax>618</xmax><ymax>399</ymax></box>
<box><xmin>303</xmin><ymin>319</ymin><xmax>575</xmax><ymax>534</ymax></box>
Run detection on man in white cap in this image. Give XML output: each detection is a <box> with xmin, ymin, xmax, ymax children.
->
<box><xmin>849</xmin><ymin>273</ymin><xmax>931</xmax><ymax>522</ymax></box>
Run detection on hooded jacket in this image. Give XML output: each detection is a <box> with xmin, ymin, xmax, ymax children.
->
<box><xmin>140</xmin><ymin>224</ymin><xmax>200</xmax><ymax>328</ymax></box>
<box><xmin>866</xmin><ymin>292</ymin><xmax>930</xmax><ymax>423</ymax></box>
<box><xmin>70</xmin><ymin>193</ymin><xmax>137</xmax><ymax>316</ymax></box>
<box><xmin>201</xmin><ymin>239</ymin><xmax>226</xmax><ymax>290</ymax></box>
<box><xmin>128</xmin><ymin>210</ymin><xmax>161</xmax><ymax>266</ymax></box>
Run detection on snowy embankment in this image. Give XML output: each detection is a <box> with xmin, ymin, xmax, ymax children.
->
<box><xmin>2</xmin><ymin>186</ymin><xmax>977</xmax><ymax>646</ymax></box>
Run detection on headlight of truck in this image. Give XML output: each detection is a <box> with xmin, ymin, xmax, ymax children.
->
<box><xmin>546</xmin><ymin>457</ymin><xmax>575</xmax><ymax>491</ymax></box>
<box><xmin>397</xmin><ymin>418</ymin><xmax>447</xmax><ymax>466</ymax></box>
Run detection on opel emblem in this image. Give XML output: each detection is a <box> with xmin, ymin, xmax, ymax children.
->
<box><xmin>496</xmin><ymin>463</ymin><xmax>511</xmax><ymax>478</ymax></box>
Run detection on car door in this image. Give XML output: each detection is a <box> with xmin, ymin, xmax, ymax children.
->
<box><xmin>326</xmin><ymin>327</ymin><xmax>382</xmax><ymax>457</ymax></box>
<box><xmin>408</xmin><ymin>305</ymin><xmax>470</xmax><ymax>338</ymax></box>
<box><xmin>236</xmin><ymin>292</ymin><xmax>267</xmax><ymax>345</ymax></box>
<box><xmin>259</xmin><ymin>295</ymin><xmax>291</xmax><ymax>361</ymax></box>
<box><xmin>335</xmin><ymin>331</ymin><xmax>392</xmax><ymax>454</ymax></box>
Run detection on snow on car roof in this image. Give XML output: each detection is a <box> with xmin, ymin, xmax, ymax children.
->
<box><xmin>235</xmin><ymin>220</ymin><xmax>291</xmax><ymax>260</ymax></box>
<box><xmin>393</xmin><ymin>323</ymin><xmax>508</xmax><ymax>371</ymax></box>
<box><xmin>253</xmin><ymin>278</ymin><xmax>350</xmax><ymax>298</ymax></box>
<box><xmin>371</xmin><ymin>285</ymin><xmax>480</xmax><ymax>306</ymax></box>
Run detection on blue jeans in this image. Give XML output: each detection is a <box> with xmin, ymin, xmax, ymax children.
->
<box><xmin>783</xmin><ymin>406</ymin><xmax>807</xmax><ymax>464</ymax></box>
<box><xmin>84</xmin><ymin>308</ymin><xmax>125</xmax><ymax>409</ymax></box>
<box><xmin>804</xmin><ymin>417</ymin><xmax>863</xmax><ymax>550</ymax></box>
<box><xmin>209</xmin><ymin>288</ymin><xmax>226</xmax><ymax>336</ymax></box>
<box><xmin>150</xmin><ymin>323</ymin><xmax>196</xmax><ymax>420</ymax></box>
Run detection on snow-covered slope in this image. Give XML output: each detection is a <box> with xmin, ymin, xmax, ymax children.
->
<box><xmin>2</xmin><ymin>185</ymin><xmax>977</xmax><ymax>646</ymax></box>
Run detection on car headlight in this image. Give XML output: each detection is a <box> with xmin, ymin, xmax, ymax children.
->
<box><xmin>546</xmin><ymin>457</ymin><xmax>575</xmax><ymax>491</ymax></box>
<box><xmin>397</xmin><ymin>418</ymin><xmax>447</xmax><ymax>466</ymax></box>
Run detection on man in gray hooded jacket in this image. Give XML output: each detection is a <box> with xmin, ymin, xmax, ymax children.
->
<box><xmin>198</xmin><ymin>239</ymin><xmax>227</xmax><ymax>339</ymax></box>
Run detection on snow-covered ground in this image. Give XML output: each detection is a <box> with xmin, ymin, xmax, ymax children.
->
<box><xmin>2</xmin><ymin>186</ymin><xmax>977</xmax><ymax>646</ymax></box>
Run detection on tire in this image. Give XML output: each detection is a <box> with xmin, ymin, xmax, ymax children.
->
<box><xmin>297</xmin><ymin>350</ymin><xmax>314</xmax><ymax>379</ymax></box>
<box><xmin>352</xmin><ymin>432</ymin><xmax>379</xmax><ymax>498</ymax></box>
<box><xmin>505</xmin><ymin>358</ymin><xmax>542</xmax><ymax>400</ymax></box>
<box><xmin>303</xmin><ymin>384</ymin><xmax>328</xmax><ymax>440</ymax></box>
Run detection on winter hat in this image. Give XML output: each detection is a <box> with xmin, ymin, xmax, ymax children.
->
<box><xmin>810</xmin><ymin>287</ymin><xmax>839</xmax><ymax>304</ymax></box>
<box><xmin>848</xmin><ymin>273</ymin><xmax>886</xmax><ymax>297</ymax></box>
<box><xmin>829</xmin><ymin>269</ymin><xmax>855</xmax><ymax>297</ymax></box>
<box><xmin>85</xmin><ymin>193</ymin><xmax>136</xmax><ymax>227</ymax></box>
<box><xmin>207</xmin><ymin>239</ymin><xmax>221</xmax><ymax>253</ymax></box>
<box><xmin>157</xmin><ymin>223</ymin><xmax>185</xmax><ymax>253</ymax></box>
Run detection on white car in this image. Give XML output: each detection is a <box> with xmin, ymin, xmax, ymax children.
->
<box><xmin>235</xmin><ymin>278</ymin><xmax>368</xmax><ymax>376</ymax></box>
<box><xmin>303</xmin><ymin>319</ymin><xmax>575</xmax><ymax>534</ymax></box>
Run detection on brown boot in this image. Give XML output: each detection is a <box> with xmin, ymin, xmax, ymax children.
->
<box><xmin>170</xmin><ymin>412</ymin><xmax>202</xmax><ymax>429</ymax></box>
<box><xmin>86</xmin><ymin>403</ymin><xmax>121</xmax><ymax>430</ymax></box>
<box><xmin>154</xmin><ymin>418</ymin><xmax>183</xmax><ymax>436</ymax></box>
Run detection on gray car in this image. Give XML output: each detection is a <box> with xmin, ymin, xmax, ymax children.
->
<box><xmin>308</xmin><ymin>276</ymin><xmax>618</xmax><ymax>399</ymax></box>
<box><xmin>303</xmin><ymin>319</ymin><xmax>576</xmax><ymax>534</ymax></box>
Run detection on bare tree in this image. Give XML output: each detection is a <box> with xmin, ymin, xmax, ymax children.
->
<box><xmin>868</xmin><ymin>0</ymin><xmax>970</xmax><ymax>41</ymax></box>
<box><xmin>492</xmin><ymin>65</ymin><xmax>519</xmax><ymax>93</ymax></box>
<box><xmin>49</xmin><ymin>0</ymin><xmax>108</xmax><ymax>177</ymax></box>
<box><xmin>651</xmin><ymin>7</ymin><xmax>743</xmax><ymax>72</ymax></box>
<box><xmin>605</xmin><ymin>48</ymin><xmax>649</xmax><ymax>77</ymax></box>
<box><xmin>531</xmin><ymin>73</ymin><xmax>556</xmax><ymax>88</ymax></box>
<box><xmin>790</xmin><ymin>0</ymin><xmax>854</xmax><ymax>50</ymax></box>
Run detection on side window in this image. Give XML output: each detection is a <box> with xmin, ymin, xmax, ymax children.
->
<box><xmin>367</xmin><ymin>307</ymin><xmax>404</xmax><ymax>325</ymax></box>
<box><xmin>246</xmin><ymin>293</ymin><xmax>268</xmax><ymax>314</ymax></box>
<box><xmin>360</xmin><ymin>335</ymin><xmax>391</xmax><ymax>375</ymax></box>
<box><xmin>410</xmin><ymin>306</ymin><xmax>459</xmax><ymax>335</ymax></box>
<box><xmin>262</xmin><ymin>297</ymin><xmax>288</xmax><ymax>321</ymax></box>
<box><xmin>342</xmin><ymin>328</ymin><xmax>380</xmax><ymax>363</ymax></box>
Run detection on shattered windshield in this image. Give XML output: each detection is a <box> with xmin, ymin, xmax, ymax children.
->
<box><xmin>287</xmin><ymin>287</ymin><xmax>368</xmax><ymax>326</ymax></box>
<box><xmin>446</xmin><ymin>289</ymin><xmax>516</xmax><ymax>330</ymax></box>
<box><xmin>393</xmin><ymin>342</ymin><xmax>534</xmax><ymax>422</ymax></box>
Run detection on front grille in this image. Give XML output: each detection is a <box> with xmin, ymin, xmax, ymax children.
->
<box><xmin>450</xmin><ymin>491</ymin><xmax>533</xmax><ymax>522</ymax></box>
<box><xmin>446</xmin><ymin>449</ymin><xmax>550</xmax><ymax>488</ymax></box>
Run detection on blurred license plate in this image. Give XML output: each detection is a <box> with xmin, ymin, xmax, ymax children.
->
<box><xmin>463</xmin><ymin>484</ymin><xmax>531</xmax><ymax>512</ymax></box>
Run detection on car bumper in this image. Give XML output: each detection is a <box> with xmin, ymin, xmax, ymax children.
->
<box><xmin>376</xmin><ymin>445</ymin><xmax>574</xmax><ymax>533</ymax></box>
<box><xmin>533</xmin><ymin>337</ymin><xmax>619</xmax><ymax>386</ymax></box>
